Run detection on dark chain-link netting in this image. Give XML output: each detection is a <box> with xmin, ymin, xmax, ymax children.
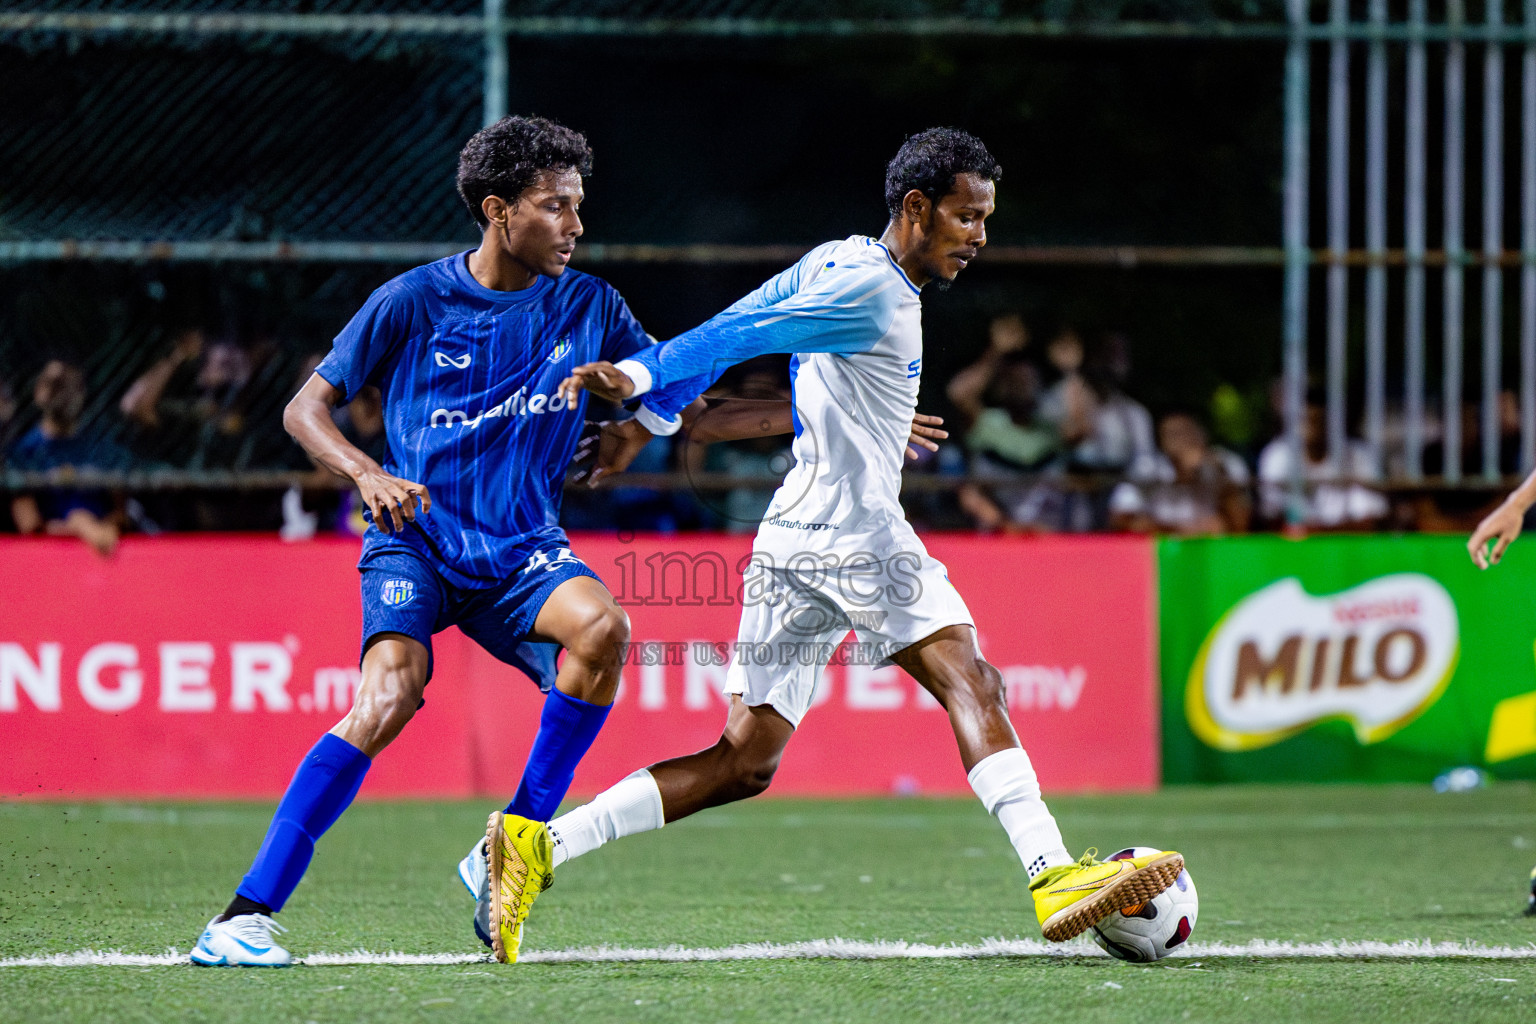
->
<box><xmin>2</xmin><ymin>1</ymin><xmax>1289</xmax><ymax>18</ymax></box>
<box><xmin>6</xmin><ymin>0</ymin><xmax>1431</xmax><ymax>538</ymax></box>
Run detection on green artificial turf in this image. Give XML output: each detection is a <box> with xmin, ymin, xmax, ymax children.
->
<box><xmin>4</xmin><ymin>785</ymin><xmax>1536</xmax><ymax>1022</ymax></box>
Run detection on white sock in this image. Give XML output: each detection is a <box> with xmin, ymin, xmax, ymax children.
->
<box><xmin>547</xmin><ymin>769</ymin><xmax>665</xmax><ymax>867</ymax></box>
<box><xmin>968</xmin><ymin>748</ymin><xmax>1072</xmax><ymax>880</ymax></box>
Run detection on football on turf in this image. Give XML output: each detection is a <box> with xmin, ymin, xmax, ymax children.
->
<box><xmin>1088</xmin><ymin>847</ymin><xmax>1198</xmax><ymax>963</ymax></box>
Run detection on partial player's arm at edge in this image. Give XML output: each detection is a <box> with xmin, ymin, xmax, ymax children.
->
<box><xmin>1469</xmin><ymin>467</ymin><xmax>1536</xmax><ymax>568</ymax></box>
<box><xmin>283</xmin><ymin>373</ymin><xmax>430</xmax><ymax>533</ymax></box>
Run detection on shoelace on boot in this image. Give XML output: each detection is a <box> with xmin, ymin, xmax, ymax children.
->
<box><xmin>226</xmin><ymin>913</ymin><xmax>286</xmax><ymax>948</ymax></box>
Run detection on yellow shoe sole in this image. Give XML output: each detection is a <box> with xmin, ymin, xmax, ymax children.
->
<box><xmin>485</xmin><ymin>811</ymin><xmax>517</xmax><ymax>964</ymax></box>
<box><xmin>1039</xmin><ymin>852</ymin><xmax>1185</xmax><ymax>942</ymax></box>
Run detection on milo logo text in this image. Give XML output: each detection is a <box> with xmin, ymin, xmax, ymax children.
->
<box><xmin>1187</xmin><ymin>574</ymin><xmax>1458</xmax><ymax>751</ymax></box>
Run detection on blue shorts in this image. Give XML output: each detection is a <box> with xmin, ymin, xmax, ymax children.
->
<box><xmin>359</xmin><ymin>543</ymin><xmax>601</xmax><ymax>692</ymax></box>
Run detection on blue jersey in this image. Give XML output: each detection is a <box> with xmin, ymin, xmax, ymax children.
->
<box><xmin>316</xmin><ymin>252</ymin><xmax>650</xmax><ymax>589</ymax></box>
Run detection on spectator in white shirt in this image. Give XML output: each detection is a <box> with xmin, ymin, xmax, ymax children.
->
<box><xmin>1256</xmin><ymin>398</ymin><xmax>1387</xmax><ymax>529</ymax></box>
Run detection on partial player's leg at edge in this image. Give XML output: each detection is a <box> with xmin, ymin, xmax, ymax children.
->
<box><xmin>498</xmin><ymin>622</ymin><xmax>1182</xmax><ymax>954</ymax></box>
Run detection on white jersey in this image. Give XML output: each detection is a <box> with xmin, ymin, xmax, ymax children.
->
<box><xmin>617</xmin><ymin>236</ymin><xmax>975</xmax><ymax>723</ymax></box>
<box><xmin>616</xmin><ymin>235</ymin><xmax>926</xmax><ymax>562</ymax></box>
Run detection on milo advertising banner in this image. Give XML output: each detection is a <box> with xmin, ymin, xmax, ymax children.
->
<box><xmin>1160</xmin><ymin>536</ymin><xmax>1536</xmax><ymax>783</ymax></box>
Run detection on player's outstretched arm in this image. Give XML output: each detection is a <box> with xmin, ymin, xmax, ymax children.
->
<box><xmin>283</xmin><ymin>373</ymin><xmax>430</xmax><ymax>533</ymax></box>
<box><xmin>682</xmin><ymin>398</ymin><xmax>793</xmax><ymax>444</ymax></box>
<box><xmin>1469</xmin><ymin>468</ymin><xmax>1536</xmax><ymax>568</ymax></box>
<box><xmin>682</xmin><ymin>400</ymin><xmax>944</xmax><ymax>459</ymax></box>
<box><xmin>569</xmin><ymin>263</ymin><xmax>903</xmax><ymax>426</ymax></box>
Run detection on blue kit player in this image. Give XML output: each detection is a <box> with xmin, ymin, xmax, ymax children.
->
<box><xmin>190</xmin><ymin>116</ymin><xmax>665</xmax><ymax>967</ymax></box>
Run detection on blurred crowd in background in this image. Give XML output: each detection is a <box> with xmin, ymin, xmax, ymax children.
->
<box><xmin>2</xmin><ymin>307</ymin><xmax>1524</xmax><ymax>557</ymax></box>
<box><xmin>13</xmin><ymin>0</ymin><xmax>1512</xmax><ymax>556</ymax></box>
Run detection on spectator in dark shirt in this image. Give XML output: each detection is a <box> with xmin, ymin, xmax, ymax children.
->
<box><xmin>1109</xmin><ymin>411</ymin><xmax>1252</xmax><ymax>535</ymax></box>
<box><xmin>947</xmin><ymin>314</ymin><xmax>1052</xmax><ymax>531</ymax></box>
<box><xmin>281</xmin><ymin>352</ymin><xmax>389</xmax><ymax>540</ymax></box>
<box><xmin>335</xmin><ymin>383</ymin><xmax>387</xmax><ymax>468</ymax></box>
<box><xmin>120</xmin><ymin>330</ymin><xmax>295</xmax><ymax>530</ymax></box>
<box><xmin>702</xmin><ymin>367</ymin><xmax>795</xmax><ymax>534</ymax></box>
<box><xmin>8</xmin><ymin>357</ymin><xmax>131</xmax><ymax>556</ymax></box>
<box><xmin>0</xmin><ymin>373</ymin><xmax>18</xmax><ymax>454</ymax></box>
<box><xmin>325</xmin><ymin>385</ymin><xmax>389</xmax><ymax>537</ymax></box>
<box><xmin>119</xmin><ymin>328</ymin><xmax>257</xmax><ymax>469</ymax></box>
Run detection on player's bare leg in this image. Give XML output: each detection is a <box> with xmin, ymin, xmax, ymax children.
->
<box><xmin>481</xmin><ymin>575</ymin><xmax>630</xmax><ymax>962</ymax></box>
<box><xmin>333</xmin><ymin>633</ymin><xmax>430</xmax><ymax>756</ymax></box>
<box><xmin>540</xmin><ymin>624</ymin><xmax>1179</xmax><ymax>943</ymax></box>
<box><xmin>892</xmin><ymin>624</ymin><xmax>1182</xmax><ymax>941</ymax></box>
<box><xmin>485</xmin><ymin>697</ymin><xmax>789</xmax><ymax>960</ymax></box>
<box><xmin>531</xmin><ymin>575</ymin><xmax>630</xmax><ymax>705</ymax></box>
<box><xmin>192</xmin><ymin>633</ymin><xmax>428</xmax><ymax>966</ymax></box>
<box><xmin>542</xmin><ymin>697</ymin><xmax>792</xmax><ymax>870</ymax></box>
<box><xmin>888</xmin><ymin>623</ymin><xmax>1019</xmax><ymax>771</ymax></box>
<box><xmin>541</xmin><ymin>627</ymin><xmax>1030</xmax><ymax>869</ymax></box>
<box><xmin>649</xmin><ymin>698</ymin><xmax>795</xmax><ymax>820</ymax></box>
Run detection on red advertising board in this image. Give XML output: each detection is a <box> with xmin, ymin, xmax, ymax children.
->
<box><xmin>0</xmin><ymin>533</ymin><xmax>1156</xmax><ymax>799</ymax></box>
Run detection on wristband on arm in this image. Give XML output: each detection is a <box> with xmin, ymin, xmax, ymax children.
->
<box><xmin>633</xmin><ymin>402</ymin><xmax>682</xmax><ymax>436</ymax></box>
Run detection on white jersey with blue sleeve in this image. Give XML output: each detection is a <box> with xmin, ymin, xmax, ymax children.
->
<box><xmin>616</xmin><ymin>235</ymin><xmax>929</xmax><ymax>560</ymax></box>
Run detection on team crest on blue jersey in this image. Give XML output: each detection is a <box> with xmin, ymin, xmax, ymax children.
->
<box><xmin>547</xmin><ymin>336</ymin><xmax>572</xmax><ymax>364</ymax></box>
<box><xmin>380</xmin><ymin>578</ymin><xmax>415</xmax><ymax>606</ymax></box>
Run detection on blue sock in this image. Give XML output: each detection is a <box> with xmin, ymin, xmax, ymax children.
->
<box><xmin>505</xmin><ymin>688</ymin><xmax>612</xmax><ymax>821</ymax></box>
<box><xmin>236</xmin><ymin>733</ymin><xmax>371</xmax><ymax>912</ymax></box>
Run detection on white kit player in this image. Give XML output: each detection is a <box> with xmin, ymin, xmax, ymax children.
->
<box><xmin>476</xmin><ymin>128</ymin><xmax>1183</xmax><ymax>951</ymax></box>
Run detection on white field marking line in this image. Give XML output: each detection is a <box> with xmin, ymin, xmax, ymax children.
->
<box><xmin>7</xmin><ymin>937</ymin><xmax>1536</xmax><ymax>967</ymax></box>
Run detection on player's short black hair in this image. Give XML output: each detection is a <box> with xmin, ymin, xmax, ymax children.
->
<box><xmin>457</xmin><ymin>115</ymin><xmax>593</xmax><ymax>227</ymax></box>
<box><xmin>884</xmin><ymin>127</ymin><xmax>1002</xmax><ymax>218</ymax></box>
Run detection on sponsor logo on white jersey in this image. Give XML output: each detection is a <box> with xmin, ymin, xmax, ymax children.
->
<box><xmin>430</xmin><ymin>386</ymin><xmax>576</xmax><ymax>428</ymax></box>
<box><xmin>1187</xmin><ymin>574</ymin><xmax>1458</xmax><ymax>751</ymax></box>
<box><xmin>434</xmin><ymin>351</ymin><xmax>472</xmax><ymax>369</ymax></box>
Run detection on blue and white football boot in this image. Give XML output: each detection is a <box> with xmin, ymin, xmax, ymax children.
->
<box><xmin>458</xmin><ymin>835</ymin><xmax>493</xmax><ymax>948</ymax></box>
<box><xmin>189</xmin><ymin>913</ymin><xmax>291</xmax><ymax>967</ymax></box>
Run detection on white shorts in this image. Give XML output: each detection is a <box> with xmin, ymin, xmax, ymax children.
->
<box><xmin>722</xmin><ymin>551</ymin><xmax>974</xmax><ymax>727</ymax></box>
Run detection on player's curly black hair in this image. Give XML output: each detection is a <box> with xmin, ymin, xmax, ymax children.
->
<box><xmin>883</xmin><ymin>127</ymin><xmax>1001</xmax><ymax>218</ymax></box>
<box><xmin>456</xmin><ymin>115</ymin><xmax>593</xmax><ymax>227</ymax></box>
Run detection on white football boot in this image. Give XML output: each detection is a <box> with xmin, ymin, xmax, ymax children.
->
<box><xmin>458</xmin><ymin>835</ymin><xmax>493</xmax><ymax>948</ymax></box>
<box><xmin>189</xmin><ymin>913</ymin><xmax>292</xmax><ymax>967</ymax></box>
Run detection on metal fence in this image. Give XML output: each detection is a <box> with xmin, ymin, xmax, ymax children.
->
<box><xmin>4</xmin><ymin>0</ymin><xmax>1299</xmax><ymax>260</ymax></box>
<box><xmin>1280</xmin><ymin>0</ymin><xmax>1536</xmax><ymax>508</ymax></box>
<box><xmin>6</xmin><ymin>0</ymin><xmax>1536</xmax><ymax>522</ymax></box>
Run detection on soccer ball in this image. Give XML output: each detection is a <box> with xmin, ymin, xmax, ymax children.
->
<box><xmin>1088</xmin><ymin>847</ymin><xmax>1198</xmax><ymax>963</ymax></box>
